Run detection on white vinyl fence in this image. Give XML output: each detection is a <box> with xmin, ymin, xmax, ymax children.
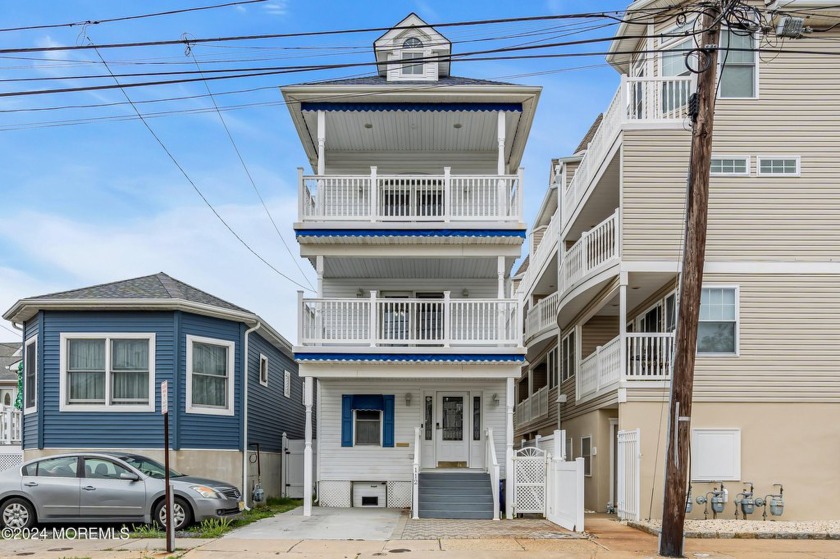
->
<box><xmin>281</xmin><ymin>433</ymin><xmax>317</xmax><ymax>499</ymax></box>
<box><xmin>617</xmin><ymin>429</ymin><xmax>641</xmax><ymax>521</ymax></box>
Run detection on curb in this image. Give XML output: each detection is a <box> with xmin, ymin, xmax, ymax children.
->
<box><xmin>626</xmin><ymin>521</ymin><xmax>840</xmax><ymax>540</ymax></box>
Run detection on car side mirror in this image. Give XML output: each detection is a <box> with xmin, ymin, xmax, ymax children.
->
<box><xmin>120</xmin><ymin>472</ymin><xmax>140</xmax><ymax>482</ymax></box>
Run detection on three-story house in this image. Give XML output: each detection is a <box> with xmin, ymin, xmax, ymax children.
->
<box><xmin>285</xmin><ymin>14</ymin><xmax>540</xmax><ymax>519</ymax></box>
<box><xmin>517</xmin><ymin>0</ymin><xmax>840</xmax><ymax>521</ymax></box>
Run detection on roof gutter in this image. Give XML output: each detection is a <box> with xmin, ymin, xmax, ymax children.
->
<box><xmin>241</xmin><ymin>321</ymin><xmax>260</xmax><ymax>510</ymax></box>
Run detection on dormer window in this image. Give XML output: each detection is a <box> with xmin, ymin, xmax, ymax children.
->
<box><xmin>401</xmin><ymin>37</ymin><xmax>425</xmax><ymax>76</ymax></box>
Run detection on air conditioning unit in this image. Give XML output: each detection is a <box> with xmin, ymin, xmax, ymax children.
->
<box><xmin>352</xmin><ymin>481</ymin><xmax>386</xmax><ymax>507</ymax></box>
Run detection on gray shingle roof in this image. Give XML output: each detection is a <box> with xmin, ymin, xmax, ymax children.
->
<box><xmin>301</xmin><ymin>75</ymin><xmax>513</xmax><ymax>87</ymax></box>
<box><xmin>29</xmin><ymin>273</ymin><xmax>249</xmax><ymax>314</ymax></box>
<box><xmin>575</xmin><ymin>113</ymin><xmax>604</xmax><ymax>154</ymax></box>
<box><xmin>0</xmin><ymin>342</ymin><xmax>20</xmax><ymax>382</ymax></box>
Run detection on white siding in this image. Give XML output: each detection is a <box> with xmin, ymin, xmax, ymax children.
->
<box><xmin>322</xmin><ymin>278</ymin><xmax>497</xmax><ymax>298</ymax></box>
<box><xmin>318</xmin><ymin>378</ymin><xmax>508</xmax><ymax>482</ymax></box>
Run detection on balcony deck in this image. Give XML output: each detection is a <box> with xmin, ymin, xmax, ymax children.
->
<box><xmin>576</xmin><ymin>332</ymin><xmax>675</xmax><ymax>404</ymax></box>
<box><xmin>524</xmin><ymin>291</ymin><xmax>559</xmax><ymax>345</ymax></box>
<box><xmin>298</xmin><ymin>292</ymin><xmax>521</xmax><ymax>349</ymax></box>
<box><xmin>514</xmin><ymin>385</ymin><xmax>550</xmax><ymax>429</ymax></box>
<box><xmin>297</xmin><ymin>168</ymin><xmax>523</xmax><ymax>227</ymax></box>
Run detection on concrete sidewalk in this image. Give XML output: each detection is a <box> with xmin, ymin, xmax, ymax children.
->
<box><xmin>1</xmin><ymin>515</ymin><xmax>839</xmax><ymax>558</ymax></box>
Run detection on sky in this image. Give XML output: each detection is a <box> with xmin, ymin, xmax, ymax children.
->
<box><xmin>0</xmin><ymin>0</ymin><xmax>628</xmax><ymax>343</ymax></box>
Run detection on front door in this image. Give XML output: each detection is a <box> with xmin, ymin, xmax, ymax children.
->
<box><xmin>436</xmin><ymin>392</ymin><xmax>469</xmax><ymax>467</ymax></box>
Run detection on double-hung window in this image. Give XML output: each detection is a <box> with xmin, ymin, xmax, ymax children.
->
<box><xmin>719</xmin><ymin>30</ymin><xmax>757</xmax><ymax>98</ymax></box>
<box><xmin>561</xmin><ymin>330</ymin><xmax>577</xmax><ymax>382</ymax></box>
<box><xmin>698</xmin><ymin>287</ymin><xmax>739</xmax><ymax>354</ymax></box>
<box><xmin>60</xmin><ymin>333</ymin><xmax>154</xmax><ymax>411</ymax></box>
<box><xmin>354</xmin><ymin>410</ymin><xmax>381</xmax><ymax>445</ymax></box>
<box><xmin>186</xmin><ymin>335</ymin><xmax>235</xmax><ymax>416</ymax></box>
<box><xmin>259</xmin><ymin>355</ymin><xmax>268</xmax><ymax>387</ymax></box>
<box><xmin>24</xmin><ymin>336</ymin><xmax>37</xmax><ymax>413</ymax></box>
<box><xmin>401</xmin><ymin>37</ymin><xmax>425</xmax><ymax>76</ymax></box>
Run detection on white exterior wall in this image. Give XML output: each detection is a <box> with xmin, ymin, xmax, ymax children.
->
<box><xmin>322</xmin><ymin>279</ymin><xmax>497</xmax><ymax>298</ymax></box>
<box><xmin>317</xmin><ymin>376</ymin><xmax>508</xmax><ymax>483</ymax></box>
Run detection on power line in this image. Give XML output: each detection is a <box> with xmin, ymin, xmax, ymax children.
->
<box><xmin>0</xmin><ymin>0</ymin><xmax>266</xmax><ymax>33</ymax></box>
<box><xmin>0</xmin><ymin>9</ymin><xmax>685</xmax><ymax>55</ymax></box>
<box><xmin>189</xmin><ymin>48</ymin><xmax>315</xmax><ymax>291</ymax></box>
<box><xmin>89</xmin><ymin>41</ymin><xmax>314</xmax><ymax>292</ymax></box>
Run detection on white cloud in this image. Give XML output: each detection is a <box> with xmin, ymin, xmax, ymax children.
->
<box><xmin>262</xmin><ymin>1</ymin><xmax>288</xmax><ymax>16</ymax></box>
<box><xmin>0</xmin><ymin>195</ymin><xmax>314</xmax><ymax>344</ymax></box>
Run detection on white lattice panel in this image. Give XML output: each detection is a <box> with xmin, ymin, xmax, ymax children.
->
<box><xmin>318</xmin><ymin>481</ymin><xmax>352</xmax><ymax>507</ymax></box>
<box><xmin>513</xmin><ymin>447</ymin><xmax>547</xmax><ymax>515</ymax></box>
<box><xmin>387</xmin><ymin>481</ymin><xmax>412</xmax><ymax>508</ymax></box>
<box><xmin>0</xmin><ymin>449</ymin><xmax>22</xmax><ymax>473</ymax></box>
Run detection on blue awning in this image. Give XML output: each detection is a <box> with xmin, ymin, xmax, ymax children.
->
<box><xmin>301</xmin><ymin>102</ymin><xmax>522</xmax><ymax>113</ymax></box>
<box><xmin>295</xmin><ymin>229</ymin><xmax>526</xmax><ymax>239</ymax></box>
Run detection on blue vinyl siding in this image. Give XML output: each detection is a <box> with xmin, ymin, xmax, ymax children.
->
<box><xmin>39</xmin><ymin>311</ymin><xmax>174</xmax><ymax>448</ymax></box>
<box><xmin>246</xmin><ymin>333</ymin><xmax>303</xmax><ymax>452</ymax></box>
<box><xmin>178</xmin><ymin>313</ymin><xmax>242</xmax><ymax>450</ymax></box>
<box><xmin>21</xmin><ymin>316</ymin><xmax>39</xmax><ymax>450</ymax></box>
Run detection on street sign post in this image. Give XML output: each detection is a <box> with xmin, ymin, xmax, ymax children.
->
<box><xmin>161</xmin><ymin>381</ymin><xmax>173</xmax><ymax>553</ymax></box>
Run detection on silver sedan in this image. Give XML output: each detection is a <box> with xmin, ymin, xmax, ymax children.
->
<box><xmin>0</xmin><ymin>452</ymin><xmax>242</xmax><ymax>530</ymax></box>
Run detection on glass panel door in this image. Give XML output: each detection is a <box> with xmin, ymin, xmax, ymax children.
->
<box><xmin>441</xmin><ymin>396</ymin><xmax>464</xmax><ymax>441</ymax></box>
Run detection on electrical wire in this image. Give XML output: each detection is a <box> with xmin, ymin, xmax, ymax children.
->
<box><xmin>88</xmin><ymin>40</ymin><xmax>314</xmax><ymax>293</ymax></box>
<box><xmin>188</xmin><ymin>44</ymin><xmax>315</xmax><ymax>291</ymax></box>
<box><xmin>0</xmin><ymin>0</ymin><xmax>266</xmax><ymax>33</ymax></box>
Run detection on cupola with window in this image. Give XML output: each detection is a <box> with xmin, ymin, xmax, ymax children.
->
<box><xmin>374</xmin><ymin>13</ymin><xmax>451</xmax><ymax>82</ymax></box>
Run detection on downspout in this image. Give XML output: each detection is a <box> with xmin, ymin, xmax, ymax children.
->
<box><xmin>242</xmin><ymin>321</ymin><xmax>260</xmax><ymax>510</ymax></box>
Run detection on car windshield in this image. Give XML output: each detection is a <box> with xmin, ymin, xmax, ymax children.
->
<box><xmin>118</xmin><ymin>455</ymin><xmax>185</xmax><ymax>479</ymax></box>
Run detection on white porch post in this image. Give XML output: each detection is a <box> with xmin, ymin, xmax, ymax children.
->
<box><xmin>315</xmin><ymin>255</ymin><xmax>324</xmax><ymax>297</ymax></box>
<box><xmin>505</xmin><ymin>377</ymin><xmax>515</xmax><ymax>519</ymax></box>
<box><xmin>303</xmin><ymin>376</ymin><xmax>314</xmax><ymax>516</ymax></box>
<box><xmin>497</xmin><ymin>256</ymin><xmax>505</xmax><ymax>298</ymax></box>
<box><xmin>497</xmin><ymin>110</ymin><xmax>506</xmax><ymax>175</ymax></box>
<box><xmin>619</xmin><ymin>272</ymin><xmax>628</xmax><ymax>380</ymax></box>
<box><xmin>316</xmin><ymin>110</ymin><xmax>326</xmax><ymax>175</ymax></box>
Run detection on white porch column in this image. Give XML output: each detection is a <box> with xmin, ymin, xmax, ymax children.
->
<box><xmin>315</xmin><ymin>255</ymin><xmax>324</xmax><ymax>297</ymax></box>
<box><xmin>303</xmin><ymin>376</ymin><xmax>314</xmax><ymax>516</ymax></box>
<box><xmin>497</xmin><ymin>110</ymin><xmax>506</xmax><ymax>175</ymax></box>
<box><xmin>505</xmin><ymin>377</ymin><xmax>515</xmax><ymax>519</ymax></box>
<box><xmin>317</xmin><ymin>110</ymin><xmax>326</xmax><ymax>175</ymax></box>
<box><xmin>497</xmin><ymin>255</ymin><xmax>505</xmax><ymax>298</ymax></box>
<box><xmin>619</xmin><ymin>272</ymin><xmax>628</xmax><ymax>380</ymax></box>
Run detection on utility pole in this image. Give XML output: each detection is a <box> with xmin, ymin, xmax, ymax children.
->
<box><xmin>659</xmin><ymin>3</ymin><xmax>722</xmax><ymax>557</ymax></box>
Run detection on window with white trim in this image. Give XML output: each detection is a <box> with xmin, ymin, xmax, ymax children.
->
<box><xmin>60</xmin><ymin>334</ymin><xmax>154</xmax><ymax>411</ymax></box>
<box><xmin>284</xmin><ymin>370</ymin><xmax>291</xmax><ymax>398</ymax></box>
<box><xmin>401</xmin><ymin>52</ymin><xmax>424</xmax><ymax>75</ymax></box>
<box><xmin>719</xmin><ymin>30</ymin><xmax>757</xmax><ymax>98</ymax></box>
<box><xmin>547</xmin><ymin>346</ymin><xmax>559</xmax><ymax>388</ymax></box>
<box><xmin>710</xmin><ymin>156</ymin><xmax>749</xmax><ymax>176</ymax></box>
<box><xmin>757</xmin><ymin>157</ymin><xmax>800</xmax><ymax>176</ymax></box>
<box><xmin>581</xmin><ymin>436</ymin><xmax>592</xmax><ymax>476</ymax></box>
<box><xmin>698</xmin><ymin>287</ymin><xmax>738</xmax><ymax>354</ymax></box>
<box><xmin>561</xmin><ymin>330</ymin><xmax>576</xmax><ymax>381</ymax></box>
<box><xmin>24</xmin><ymin>336</ymin><xmax>37</xmax><ymax>413</ymax></box>
<box><xmin>259</xmin><ymin>354</ymin><xmax>268</xmax><ymax>387</ymax></box>
<box><xmin>354</xmin><ymin>410</ymin><xmax>381</xmax><ymax>445</ymax></box>
<box><xmin>186</xmin><ymin>335</ymin><xmax>234</xmax><ymax>416</ymax></box>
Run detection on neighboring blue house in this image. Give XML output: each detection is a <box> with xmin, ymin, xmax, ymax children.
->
<box><xmin>2</xmin><ymin>273</ymin><xmax>305</xmax><ymax>503</ymax></box>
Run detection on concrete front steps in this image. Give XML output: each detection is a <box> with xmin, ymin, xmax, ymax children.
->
<box><xmin>417</xmin><ymin>471</ymin><xmax>495</xmax><ymax>519</ymax></box>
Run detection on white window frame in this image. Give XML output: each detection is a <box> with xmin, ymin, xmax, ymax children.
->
<box><xmin>561</xmin><ymin>328</ymin><xmax>577</xmax><ymax>382</ymax></box>
<box><xmin>59</xmin><ymin>333</ymin><xmax>156</xmax><ymax>413</ymax></box>
<box><xmin>259</xmin><ymin>354</ymin><xmax>269</xmax><ymax>387</ymax></box>
<box><xmin>581</xmin><ymin>435</ymin><xmax>592</xmax><ymax>476</ymax></box>
<box><xmin>400</xmin><ymin>51</ymin><xmax>425</xmax><ymax>76</ymax></box>
<box><xmin>186</xmin><ymin>334</ymin><xmax>235</xmax><ymax>416</ymax></box>
<box><xmin>698</xmin><ymin>284</ymin><xmax>740</xmax><ymax>356</ymax></box>
<box><xmin>710</xmin><ymin>155</ymin><xmax>750</xmax><ymax>177</ymax></box>
<box><xmin>353</xmin><ymin>409</ymin><xmax>382</xmax><ymax>446</ymax></box>
<box><xmin>717</xmin><ymin>28</ymin><xmax>760</xmax><ymax>100</ymax></box>
<box><xmin>23</xmin><ymin>335</ymin><xmax>37</xmax><ymax>415</ymax></box>
<box><xmin>691</xmin><ymin>428</ymin><xmax>741</xmax><ymax>481</ymax></box>
<box><xmin>284</xmin><ymin>370</ymin><xmax>291</xmax><ymax>398</ymax></box>
<box><xmin>757</xmin><ymin>155</ymin><xmax>800</xmax><ymax>177</ymax></box>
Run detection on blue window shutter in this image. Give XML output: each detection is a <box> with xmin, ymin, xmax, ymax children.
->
<box><xmin>341</xmin><ymin>395</ymin><xmax>353</xmax><ymax>447</ymax></box>
<box><xmin>383</xmin><ymin>395</ymin><xmax>395</xmax><ymax>448</ymax></box>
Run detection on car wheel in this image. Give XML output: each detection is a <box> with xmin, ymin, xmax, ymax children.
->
<box><xmin>154</xmin><ymin>497</ymin><xmax>192</xmax><ymax>531</ymax></box>
<box><xmin>1</xmin><ymin>498</ymin><xmax>36</xmax><ymax>529</ymax></box>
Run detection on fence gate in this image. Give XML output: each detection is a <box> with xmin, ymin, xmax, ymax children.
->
<box><xmin>617</xmin><ymin>429</ymin><xmax>641</xmax><ymax>521</ymax></box>
<box><xmin>512</xmin><ymin>446</ymin><xmax>548</xmax><ymax>515</ymax></box>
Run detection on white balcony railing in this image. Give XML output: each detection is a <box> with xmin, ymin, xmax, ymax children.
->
<box><xmin>299</xmin><ymin>292</ymin><xmax>521</xmax><ymax>348</ymax></box>
<box><xmin>0</xmin><ymin>405</ymin><xmax>21</xmax><ymax>445</ymax></box>
<box><xmin>524</xmin><ymin>291</ymin><xmax>559</xmax><ymax>342</ymax></box>
<box><xmin>562</xmin><ymin>75</ymin><xmax>694</xmax><ymax>231</ymax></box>
<box><xmin>518</xmin><ymin>209</ymin><xmax>559</xmax><ymax>297</ymax></box>
<box><xmin>559</xmin><ymin>209</ymin><xmax>619</xmax><ymax>296</ymax></box>
<box><xmin>576</xmin><ymin>332</ymin><xmax>675</xmax><ymax>402</ymax></box>
<box><xmin>514</xmin><ymin>386</ymin><xmax>549</xmax><ymax>427</ymax></box>
<box><xmin>298</xmin><ymin>168</ymin><xmax>523</xmax><ymax>223</ymax></box>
